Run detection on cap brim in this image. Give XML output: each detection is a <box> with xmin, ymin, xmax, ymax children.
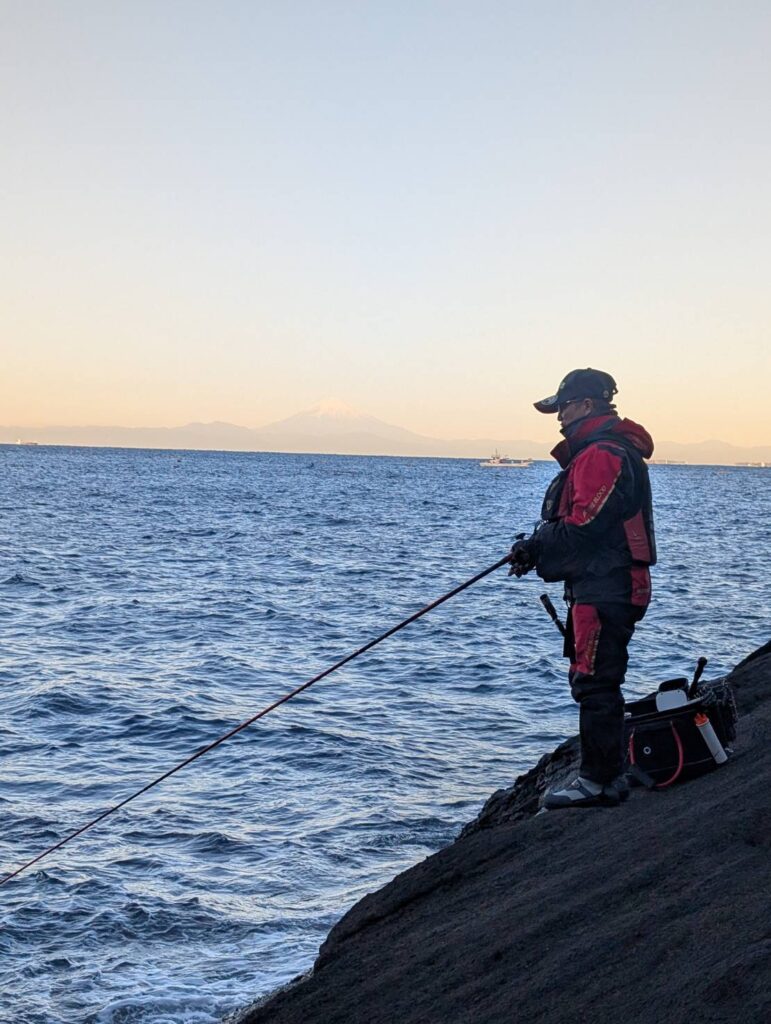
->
<box><xmin>533</xmin><ymin>394</ymin><xmax>559</xmax><ymax>414</ymax></box>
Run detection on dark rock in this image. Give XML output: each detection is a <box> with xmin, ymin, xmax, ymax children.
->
<box><xmin>234</xmin><ymin>643</ymin><xmax>771</xmax><ymax>1024</ymax></box>
<box><xmin>459</xmin><ymin>736</ymin><xmax>580</xmax><ymax>838</ymax></box>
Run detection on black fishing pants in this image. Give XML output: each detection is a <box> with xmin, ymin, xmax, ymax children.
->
<box><xmin>565</xmin><ymin>602</ymin><xmax>645</xmax><ymax>785</ymax></box>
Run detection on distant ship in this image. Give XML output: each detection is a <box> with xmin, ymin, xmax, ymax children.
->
<box><xmin>15</xmin><ymin>439</ymin><xmax>39</xmax><ymax>446</ymax></box>
<box><xmin>479</xmin><ymin>451</ymin><xmax>533</xmax><ymax>468</ymax></box>
<box><xmin>735</xmin><ymin>461</ymin><xmax>769</xmax><ymax>468</ymax></box>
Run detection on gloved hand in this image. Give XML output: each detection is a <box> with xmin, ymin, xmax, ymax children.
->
<box><xmin>508</xmin><ymin>533</ymin><xmax>537</xmax><ymax>577</ymax></box>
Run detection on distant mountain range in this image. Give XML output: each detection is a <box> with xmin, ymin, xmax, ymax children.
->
<box><xmin>2</xmin><ymin>400</ymin><xmax>769</xmax><ymax>465</ymax></box>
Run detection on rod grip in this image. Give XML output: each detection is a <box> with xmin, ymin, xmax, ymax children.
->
<box><xmin>688</xmin><ymin>656</ymin><xmax>708</xmax><ymax>698</ymax></box>
<box><xmin>539</xmin><ymin>593</ymin><xmax>566</xmax><ymax>637</ymax></box>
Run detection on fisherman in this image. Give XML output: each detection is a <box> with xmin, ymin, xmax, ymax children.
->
<box><xmin>510</xmin><ymin>368</ymin><xmax>656</xmax><ymax>809</ymax></box>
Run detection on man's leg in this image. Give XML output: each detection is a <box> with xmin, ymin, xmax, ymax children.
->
<box><xmin>569</xmin><ymin>603</ymin><xmax>641</xmax><ymax>784</ymax></box>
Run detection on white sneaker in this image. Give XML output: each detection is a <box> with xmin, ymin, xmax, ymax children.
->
<box><xmin>542</xmin><ymin>776</ymin><xmax>621</xmax><ymax>810</ymax></box>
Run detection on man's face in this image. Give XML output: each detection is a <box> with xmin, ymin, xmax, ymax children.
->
<box><xmin>557</xmin><ymin>397</ymin><xmax>593</xmax><ymax>428</ymax></box>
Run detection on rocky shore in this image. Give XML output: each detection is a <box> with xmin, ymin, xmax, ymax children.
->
<box><xmin>233</xmin><ymin>643</ymin><xmax>770</xmax><ymax>1024</ymax></box>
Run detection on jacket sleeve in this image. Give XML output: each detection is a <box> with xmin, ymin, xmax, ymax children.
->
<box><xmin>534</xmin><ymin>444</ymin><xmax>629</xmax><ymax>582</ymax></box>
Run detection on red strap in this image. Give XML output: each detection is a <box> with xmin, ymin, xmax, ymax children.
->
<box><xmin>628</xmin><ymin>724</ymin><xmax>685</xmax><ymax>789</ymax></box>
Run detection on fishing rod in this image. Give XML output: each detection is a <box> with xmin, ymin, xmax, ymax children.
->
<box><xmin>1</xmin><ymin>551</ymin><xmax>513</xmax><ymax>888</ymax></box>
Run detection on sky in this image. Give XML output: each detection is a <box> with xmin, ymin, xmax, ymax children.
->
<box><xmin>2</xmin><ymin>1</ymin><xmax>770</xmax><ymax>446</ymax></box>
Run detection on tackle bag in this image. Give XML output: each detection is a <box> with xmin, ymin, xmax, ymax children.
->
<box><xmin>623</xmin><ymin>675</ymin><xmax>737</xmax><ymax>789</ymax></box>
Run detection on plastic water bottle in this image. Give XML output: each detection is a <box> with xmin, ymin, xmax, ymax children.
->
<box><xmin>694</xmin><ymin>712</ymin><xmax>728</xmax><ymax>765</ymax></box>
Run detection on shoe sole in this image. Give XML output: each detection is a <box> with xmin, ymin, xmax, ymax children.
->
<box><xmin>542</xmin><ymin>790</ymin><xmax>621</xmax><ymax>811</ymax></box>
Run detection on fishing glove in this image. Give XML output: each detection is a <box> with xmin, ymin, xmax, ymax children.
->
<box><xmin>509</xmin><ymin>534</ymin><xmax>537</xmax><ymax>577</ymax></box>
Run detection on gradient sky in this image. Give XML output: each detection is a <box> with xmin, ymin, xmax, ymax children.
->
<box><xmin>2</xmin><ymin>1</ymin><xmax>769</xmax><ymax>445</ymax></box>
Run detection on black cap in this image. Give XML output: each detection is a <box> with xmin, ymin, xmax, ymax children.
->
<box><xmin>534</xmin><ymin>368</ymin><xmax>618</xmax><ymax>414</ymax></box>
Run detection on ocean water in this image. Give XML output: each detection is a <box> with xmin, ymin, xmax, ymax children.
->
<box><xmin>0</xmin><ymin>446</ymin><xmax>768</xmax><ymax>1023</ymax></box>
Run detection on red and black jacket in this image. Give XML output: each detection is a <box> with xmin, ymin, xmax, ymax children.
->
<box><xmin>533</xmin><ymin>415</ymin><xmax>656</xmax><ymax>608</ymax></box>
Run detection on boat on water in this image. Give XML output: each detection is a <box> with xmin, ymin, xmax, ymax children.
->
<box><xmin>479</xmin><ymin>451</ymin><xmax>533</xmax><ymax>468</ymax></box>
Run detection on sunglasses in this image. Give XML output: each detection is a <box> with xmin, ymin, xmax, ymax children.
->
<box><xmin>557</xmin><ymin>398</ymin><xmax>586</xmax><ymax>412</ymax></box>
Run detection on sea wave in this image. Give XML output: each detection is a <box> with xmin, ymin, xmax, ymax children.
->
<box><xmin>0</xmin><ymin>447</ymin><xmax>768</xmax><ymax>1023</ymax></box>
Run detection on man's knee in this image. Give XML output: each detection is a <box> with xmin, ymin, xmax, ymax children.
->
<box><xmin>570</xmin><ymin>671</ymin><xmax>623</xmax><ymax>707</ymax></box>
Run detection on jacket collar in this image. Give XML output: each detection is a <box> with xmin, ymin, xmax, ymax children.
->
<box><xmin>550</xmin><ymin>415</ymin><xmax>619</xmax><ymax>469</ymax></box>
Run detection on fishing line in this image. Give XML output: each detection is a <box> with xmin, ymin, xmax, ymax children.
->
<box><xmin>1</xmin><ymin>552</ymin><xmax>512</xmax><ymax>887</ymax></box>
